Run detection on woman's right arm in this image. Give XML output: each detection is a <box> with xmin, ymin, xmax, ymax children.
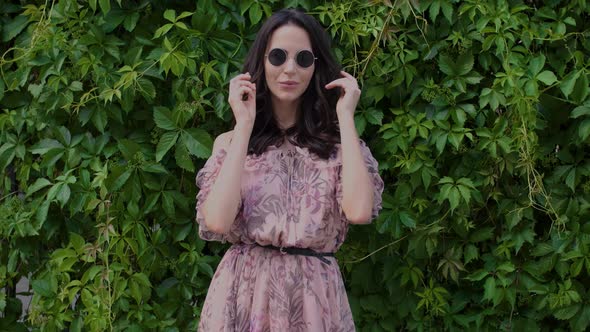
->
<box><xmin>200</xmin><ymin>72</ymin><xmax>256</xmax><ymax>234</ymax></box>
<box><xmin>200</xmin><ymin>124</ymin><xmax>252</xmax><ymax>234</ymax></box>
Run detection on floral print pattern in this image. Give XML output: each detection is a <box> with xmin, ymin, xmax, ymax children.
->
<box><xmin>195</xmin><ymin>139</ymin><xmax>384</xmax><ymax>331</ymax></box>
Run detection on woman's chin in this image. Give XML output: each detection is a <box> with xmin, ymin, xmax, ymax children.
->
<box><xmin>272</xmin><ymin>92</ymin><xmax>304</xmax><ymax>104</ymax></box>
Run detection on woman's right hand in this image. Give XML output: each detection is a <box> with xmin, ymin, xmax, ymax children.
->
<box><xmin>228</xmin><ymin>72</ymin><xmax>256</xmax><ymax>128</ymax></box>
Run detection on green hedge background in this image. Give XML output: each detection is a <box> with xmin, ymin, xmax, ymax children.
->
<box><xmin>1</xmin><ymin>0</ymin><xmax>590</xmax><ymax>330</ymax></box>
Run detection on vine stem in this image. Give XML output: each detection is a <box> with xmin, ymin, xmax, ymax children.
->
<box><xmin>342</xmin><ymin>217</ymin><xmax>447</xmax><ymax>264</ymax></box>
<box><xmin>357</xmin><ymin>7</ymin><xmax>395</xmax><ymax>79</ymax></box>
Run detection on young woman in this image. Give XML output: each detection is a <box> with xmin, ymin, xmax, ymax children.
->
<box><xmin>195</xmin><ymin>8</ymin><xmax>384</xmax><ymax>331</ymax></box>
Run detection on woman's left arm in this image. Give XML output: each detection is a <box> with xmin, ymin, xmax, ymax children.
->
<box><xmin>326</xmin><ymin>71</ymin><xmax>375</xmax><ymax>224</ymax></box>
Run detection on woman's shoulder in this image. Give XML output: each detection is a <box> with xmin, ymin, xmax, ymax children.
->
<box><xmin>212</xmin><ymin>130</ymin><xmax>234</xmax><ymax>154</ymax></box>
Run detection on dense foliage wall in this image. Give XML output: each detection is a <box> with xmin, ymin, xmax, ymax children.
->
<box><xmin>1</xmin><ymin>0</ymin><xmax>590</xmax><ymax>330</ymax></box>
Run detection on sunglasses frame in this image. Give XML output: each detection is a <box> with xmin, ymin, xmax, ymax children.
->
<box><xmin>265</xmin><ymin>48</ymin><xmax>317</xmax><ymax>68</ymax></box>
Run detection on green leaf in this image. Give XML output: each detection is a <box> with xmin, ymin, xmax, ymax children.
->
<box><xmin>132</xmin><ymin>273</ymin><xmax>151</xmax><ymax>288</ymax></box>
<box><xmin>183</xmin><ymin>129</ymin><xmax>213</xmax><ymax>158</ymax></box>
<box><xmin>571</xmin><ymin>105</ymin><xmax>590</xmax><ymax>118</ymax></box>
<box><xmin>137</xmin><ymin>78</ymin><xmax>156</xmax><ymax>100</ymax></box>
<box><xmin>0</xmin><ymin>143</ymin><xmax>15</xmax><ymax>172</ymax></box>
<box><xmin>448</xmin><ymin>187</ymin><xmax>460</xmax><ymax>211</ymax></box>
<box><xmin>28</xmin><ymin>83</ymin><xmax>44</xmax><ymax>98</ymax></box>
<box><xmin>32</xmin><ymin>279</ymin><xmax>55</xmax><ymax>297</ymax></box>
<box><xmin>163</xmin><ymin>9</ymin><xmax>176</xmax><ymax>22</ymax></box>
<box><xmin>107</xmin><ymin>167</ymin><xmax>132</xmax><ymax>192</ymax></box>
<box><xmin>572</xmin><ymin>305</ymin><xmax>590</xmax><ymax>331</ymax></box>
<box><xmin>399</xmin><ymin>211</ymin><xmax>416</xmax><ymax>228</ymax></box>
<box><xmin>26</xmin><ymin>178</ymin><xmax>52</xmax><ymax>197</ymax></box>
<box><xmin>365</xmin><ymin>109</ymin><xmax>384</xmax><ymax>125</ymax></box>
<box><xmin>2</xmin><ymin>15</ymin><xmax>29</xmax><ymax>42</ymax></box>
<box><xmin>174</xmin><ymin>222</ymin><xmax>192</xmax><ymax>242</ymax></box>
<box><xmin>123</xmin><ymin>12</ymin><xmax>140</xmax><ymax>32</ymax></box>
<box><xmin>438</xmin><ymin>54</ymin><xmax>455</xmax><ymax>76</ymax></box>
<box><xmin>175</xmin><ymin>143</ymin><xmax>194</xmax><ymax>172</ymax></box>
<box><xmin>0</xmin><ymin>77</ymin><xmax>4</xmax><ymax>101</ymax></box>
<box><xmin>36</xmin><ymin>200</ymin><xmax>50</xmax><ymax>226</ymax></box>
<box><xmin>528</xmin><ymin>55</ymin><xmax>545</xmax><ymax>76</ymax></box>
<box><xmin>571</xmin><ymin>73</ymin><xmax>589</xmax><ymax>104</ymax></box>
<box><xmin>456</xmin><ymin>53</ymin><xmax>474</xmax><ymax>75</ymax></box>
<box><xmin>153</xmin><ymin>106</ymin><xmax>176</xmax><ymax>130</ymax></box>
<box><xmin>560</xmin><ymin>70</ymin><xmax>581</xmax><ymax>98</ymax></box>
<box><xmin>470</xmin><ymin>227</ymin><xmax>494</xmax><ymax>242</ymax></box>
<box><xmin>156</xmin><ymin>131</ymin><xmax>179</xmax><ymax>162</ymax></box>
<box><xmin>482</xmin><ymin>277</ymin><xmax>496</xmax><ymax>302</ymax></box>
<box><xmin>30</xmin><ymin>139</ymin><xmax>64</xmax><ymax>154</ymax></box>
<box><xmin>537</xmin><ymin>70</ymin><xmax>557</xmax><ymax>85</ymax></box>
<box><xmin>249</xmin><ymin>3</ymin><xmax>263</xmax><ymax>24</ymax></box>
<box><xmin>565</xmin><ymin>168</ymin><xmax>576</xmax><ymax>191</ymax></box>
<box><xmin>579</xmin><ymin>119</ymin><xmax>590</xmax><ymax>141</ymax></box>
<box><xmin>177</xmin><ymin>11</ymin><xmax>194</xmax><ymax>20</ymax></box>
<box><xmin>0</xmin><ymin>292</ymin><xmax>5</xmax><ymax>312</ymax></box>
<box><xmin>464</xmin><ymin>244</ymin><xmax>479</xmax><ymax>264</ymax></box>
<box><xmin>554</xmin><ymin>304</ymin><xmax>580</xmax><ymax>320</ymax></box>
<box><xmin>98</xmin><ymin>0</ymin><xmax>111</xmax><ymax>15</ymax></box>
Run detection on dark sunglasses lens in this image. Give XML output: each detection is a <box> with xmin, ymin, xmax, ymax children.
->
<box><xmin>297</xmin><ymin>50</ymin><xmax>315</xmax><ymax>68</ymax></box>
<box><xmin>268</xmin><ymin>49</ymin><xmax>287</xmax><ymax>66</ymax></box>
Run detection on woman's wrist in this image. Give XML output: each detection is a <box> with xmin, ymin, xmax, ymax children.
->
<box><xmin>336</xmin><ymin>111</ymin><xmax>355</xmax><ymax>126</ymax></box>
<box><xmin>234</xmin><ymin>121</ymin><xmax>254</xmax><ymax>133</ymax></box>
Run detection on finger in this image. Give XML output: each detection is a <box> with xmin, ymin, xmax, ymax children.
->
<box><xmin>325</xmin><ymin>78</ymin><xmax>347</xmax><ymax>89</ymax></box>
<box><xmin>232</xmin><ymin>81</ymin><xmax>256</xmax><ymax>95</ymax></box>
<box><xmin>231</xmin><ymin>73</ymin><xmax>252</xmax><ymax>84</ymax></box>
<box><xmin>340</xmin><ymin>70</ymin><xmax>356</xmax><ymax>79</ymax></box>
<box><xmin>234</xmin><ymin>80</ymin><xmax>255</xmax><ymax>88</ymax></box>
<box><xmin>237</xmin><ymin>86</ymin><xmax>254</xmax><ymax>99</ymax></box>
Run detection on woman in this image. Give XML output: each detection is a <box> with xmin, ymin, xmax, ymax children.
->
<box><xmin>195</xmin><ymin>8</ymin><xmax>384</xmax><ymax>331</ymax></box>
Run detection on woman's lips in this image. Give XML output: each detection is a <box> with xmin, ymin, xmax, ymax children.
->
<box><xmin>278</xmin><ymin>81</ymin><xmax>298</xmax><ymax>89</ymax></box>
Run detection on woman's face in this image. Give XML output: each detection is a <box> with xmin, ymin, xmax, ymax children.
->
<box><xmin>264</xmin><ymin>24</ymin><xmax>315</xmax><ymax>107</ymax></box>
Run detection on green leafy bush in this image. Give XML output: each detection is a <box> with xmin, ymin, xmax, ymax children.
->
<box><xmin>1</xmin><ymin>0</ymin><xmax>589</xmax><ymax>330</ymax></box>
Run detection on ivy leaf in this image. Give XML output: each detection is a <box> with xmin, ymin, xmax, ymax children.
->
<box><xmin>571</xmin><ymin>105</ymin><xmax>590</xmax><ymax>118</ymax></box>
<box><xmin>560</xmin><ymin>70</ymin><xmax>581</xmax><ymax>98</ymax></box>
<box><xmin>2</xmin><ymin>15</ymin><xmax>29</xmax><ymax>42</ymax></box>
<box><xmin>572</xmin><ymin>305</ymin><xmax>590</xmax><ymax>331</ymax></box>
<box><xmin>399</xmin><ymin>211</ymin><xmax>416</xmax><ymax>228</ymax></box>
<box><xmin>31</xmin><ymin>278</ymin><xmax>56</xmax><ymax>297</ymax></box>
<box><xmin>249</xmin><ymin>3</ymin><xmax>263</xmax><ymax>25</ymax></box>
<box><xmin>98</xmin><ymin>0</ymin><xmax>111</xmax><ymax>15</ymax></box>
<box><xmin>175</xmin><ymin>143</ymin><xmax>194</xmax><ymax>172</ymax></box>
<box><xmin>365</xmin><ymin>108</ymin><xmax>384</xmax><ymax>125</ymax></box>
<box><xmin>26</xmin><ymin>178</ymin><xmax>52</xmax><ymax>197</ymax></box>
<box><xmin>482</xmin><ymin>277</ymin><xmax>496</xmax><ymax>302</ymax></box>
<box><xmin>163</xmin><ymin>9</ymin><xmax>176</xmax><ymax>22</ymax></box>
<box><xmin>571</xmin><ymin>72</ymin><xmax>589</xmax><ymax>104</ymax></box>
<box><xmin>156</xmin><ymin>131</ymin><xmax>179</xmax><ymax>162</ymax></box>
<box><xmin>537</xmin><ymin>70</ymin><xmax>557</xmax><ymax>85</ymax></box>
<box><xmin>528</xmin><ymin>54</ymin><xmax>545</xmax><ymax>76</ymax></box>
<box><xmin>579</xmin><ymin>119</ymin><xmax>590</xmax><ymax>141</ymax></box>
<box><xmin>153</xmin><ymin>106</ymin><xmax>176</xmax><ymax>130</ymax></box>
<box><xmin>464</xmin><ymin>244</ymin><xmax>479</xmax><ymax>264</ymax></box>
<box><xmin>554</xmin><ymin>304</ymin><xmax>581</xmax><ymax>320</ymax></box>
<box><xmin>182</xmin><ymin>129</ymin><xmax>212</xmax><ymax>158</ymax></box>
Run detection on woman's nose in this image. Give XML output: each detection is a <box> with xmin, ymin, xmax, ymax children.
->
<box><xmin>283</xmin><ymin>58</ymin><xmax>297</xmax><ymax>73</ymax></box>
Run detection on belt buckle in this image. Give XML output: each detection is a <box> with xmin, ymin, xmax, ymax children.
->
<box><xmin>279</xmin><ymin>246</ymin><xmax>287</xmax><ymax>255</ymax></box>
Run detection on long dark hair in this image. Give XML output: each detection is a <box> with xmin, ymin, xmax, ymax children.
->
<box><xmin>242</xmin><ymin>8</ymin><xmax>342</xmax><ymax>159</ymax></box>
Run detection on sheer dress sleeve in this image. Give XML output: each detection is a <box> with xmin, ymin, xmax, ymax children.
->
<box><xmin>195</xmin><ymin>148</ymin><xmax>242</xmax><ymax>243</ymax></box>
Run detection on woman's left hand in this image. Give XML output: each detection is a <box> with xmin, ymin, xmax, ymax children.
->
<box><xmin>325</xmin><ymin>71</ymin><xmax>361</xmax><ymax>118</ymax></box>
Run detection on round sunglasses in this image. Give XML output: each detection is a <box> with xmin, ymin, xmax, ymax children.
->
<box><xmin>265</xmin><ymin>48</ymin><xmax>317</xmax><ymax>68</ymax></box>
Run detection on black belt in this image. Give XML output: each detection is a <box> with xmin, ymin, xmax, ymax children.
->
<box><xmin>256</xmin><ymin>244</ymin><xmax>335</xmax><ymax>265</ymax></box>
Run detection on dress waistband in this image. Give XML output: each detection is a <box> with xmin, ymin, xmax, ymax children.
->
<box><xmin>254</xmin><ymin>243</ymin><xmax>335</xmax><ymax>265</ymax></box>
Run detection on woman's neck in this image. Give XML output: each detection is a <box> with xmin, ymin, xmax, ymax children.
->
<box><xmin>271</xmin><ymin>97</ymin><xmax>300</xmax><ymax>129</ymax></box>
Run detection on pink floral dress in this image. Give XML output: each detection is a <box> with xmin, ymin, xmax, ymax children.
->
<box><xmin>195</xmin><ymin>138</ymin><xmax>384</xmax><ymax>331</ymax></box>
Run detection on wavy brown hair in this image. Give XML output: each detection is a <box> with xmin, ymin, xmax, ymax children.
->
<box><xmin>242</xmin><ymin>8</ymin><xmax>342</xmax><ymax>159</ymax></box>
